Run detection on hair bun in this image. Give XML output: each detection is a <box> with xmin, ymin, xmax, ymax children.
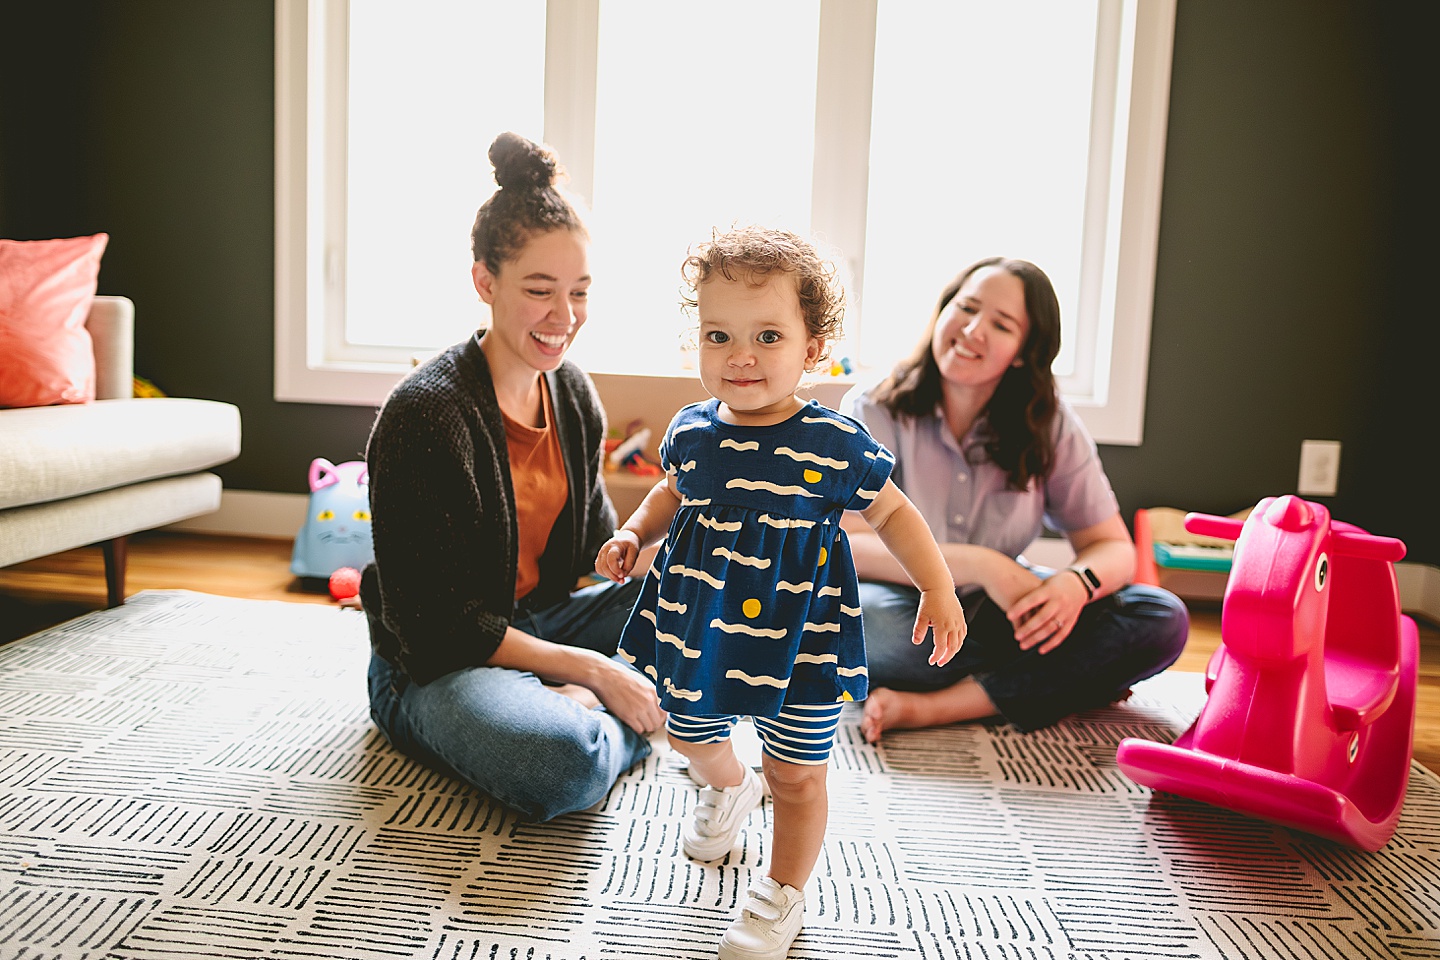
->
<box><xmin>489</xmin><ymin>131</ymin><xmax>559</xmax><ymax>191</ymax></box>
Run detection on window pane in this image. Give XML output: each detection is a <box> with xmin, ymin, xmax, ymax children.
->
<box><xmin>862</xmin><ymin>2</ymin><xmax>1098</xmax><ymax>379</ymax></box>
<box><xmin>571</xmin><ymin>0</ymin><xmax>821</xmax><ymax>375</ymax></box>
<box><xmin>346</xmin><ymin>1</ymin><xmax>546</xmax><ymax>351</ymax></box>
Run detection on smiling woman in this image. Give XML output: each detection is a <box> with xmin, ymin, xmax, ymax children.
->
<box><xmin>356</xmin><ymin>132</ymin><xmax>665</xmax><ymax>823</ymax></box>
<box><xmin>839</xmin><ymin>257</ymin><xmax>1189</xmax><ymax>743</ymax></box>
<box><xmin>471</xmin><ymin>230</ymin><xmax>591</xmax><ymax>388</ymax></box>
<box><xmin>930</xmin><ymin>266</ymin><xmax>1033</xmax><ymax>402</ymax></box>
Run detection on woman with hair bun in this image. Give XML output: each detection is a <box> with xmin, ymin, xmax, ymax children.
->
<box><xmin>360</xmin><ymin>132</ymin><xmax>664</xmax><ymax>821</ymax></box>
<box><xmin>840</xmin><ymin>257</ymin><xmax>1189</xmax><ymax>741</ymax></box>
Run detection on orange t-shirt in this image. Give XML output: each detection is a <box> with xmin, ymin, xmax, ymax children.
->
<box><xmin>503</xmin><ymin>381</ymin><xmax>569</xmax><ymax>603</ymax></box>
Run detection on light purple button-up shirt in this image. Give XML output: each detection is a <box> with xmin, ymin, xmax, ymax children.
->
<box><xmin>840</xmin><ymin>384</ymin><xmax>1119</xmax><ymax>565</ymax></box>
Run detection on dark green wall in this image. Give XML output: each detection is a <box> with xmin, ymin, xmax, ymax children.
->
<box><xmin>3</xmin><ymin>1</ymin><xmax>1436</xmax><ymax>564</ymax></box>
<box><xmin>1102</xmin><ymin>1</ymin><xmax>1438</xmax><ymax>565</ymax></box>
<box><xmin>0</xmin><ymin>0</ymin><xmax>377</xmax><ymax>492</ymax></box>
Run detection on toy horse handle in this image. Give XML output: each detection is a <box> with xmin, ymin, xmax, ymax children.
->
<box><xmin>1183</xmin><ymin>512</ymin><xmax>1244</xmax><ymax>542</ymax></box>
<box><xmin>1186</xmin><ymin>509</ymin><xmax>1405</xmax><ymax>562</ymax></box>
<box><xmin>1330</xmin><ymin>530</ymin><xmax>1406</xmax><ymax>563</ymax></box>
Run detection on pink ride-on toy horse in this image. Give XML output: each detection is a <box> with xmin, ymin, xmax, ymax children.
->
<box><xmin>1116</xmin><ymin>495</ymin><xmax>1418</xmax><ymax>850</ymax></box>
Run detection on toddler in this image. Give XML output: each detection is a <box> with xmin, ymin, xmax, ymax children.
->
<box><xmin>596</xmin><ymin>226</ymin><xmax>965</xmax><ymax>960</ymax></box>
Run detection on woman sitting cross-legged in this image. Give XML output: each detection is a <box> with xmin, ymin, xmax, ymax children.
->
<box><xmin>840</xmin><ymin>256</ymin><xmax>1189</xmax><ymax>741</ymax></box>
<box><xmin>360</xmin><ymin>132</ymin><xmax>664</xmax><ymax>821</ymax></box>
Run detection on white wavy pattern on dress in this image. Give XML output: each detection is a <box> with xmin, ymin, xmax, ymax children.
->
<box><xmin>0</xmin><ymin>590</ymin><xmax>1437</xmax><ymax>959</ymax></box>
<box><xmin>724</xmin><ymin>478</ymin><xmax>821</xmax><ymax>498</ymax></box>
<box><xmin>773</xmin><ymin>445</ymin><xmax>849</xmax><ymax>470</ymax></box>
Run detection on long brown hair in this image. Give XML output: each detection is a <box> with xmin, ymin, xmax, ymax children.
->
<box><xmin>871</xmin><ymin>257</ymin><xmax>1061</xmax><ymax>490</ymax></box>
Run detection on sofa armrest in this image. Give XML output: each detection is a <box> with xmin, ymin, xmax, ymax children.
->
<box><xmin>87</xmin><ymin>296</ymin><xmax>135</xmax><ymax>400</ymax></box>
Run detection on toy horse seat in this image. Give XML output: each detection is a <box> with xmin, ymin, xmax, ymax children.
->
<box><xmin>1117</xmin><ymin>495</ymin><xmax>1418</xmax><ymax>850</ymax></box>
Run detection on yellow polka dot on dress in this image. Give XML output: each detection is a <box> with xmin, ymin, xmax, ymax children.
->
<box><xmin>743</xmin><ymin>598</ymin><xmax>761</xmax><ymax>618</ymax></box>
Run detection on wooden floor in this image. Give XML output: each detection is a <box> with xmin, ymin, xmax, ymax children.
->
<box><xmin>3</xmin><ymin>531</ymin><xmax>1438</xmax><ymax>774</ymax></box>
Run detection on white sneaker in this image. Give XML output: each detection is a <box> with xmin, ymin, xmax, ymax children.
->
<box><xmin>682</xmin><ymin>766</ymin><xmax>764</xmax><ymax>861</ymax></box>
<box><xmin>717</xmin><ymin>877</ymin><xmax>805</xmax><ymax>960</ymax></box>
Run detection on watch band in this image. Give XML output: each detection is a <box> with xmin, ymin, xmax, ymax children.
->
<box><xmin>1068</xmin><ymin>564</ymin><xmax>1100</xmax><ymax>600</ymax></box>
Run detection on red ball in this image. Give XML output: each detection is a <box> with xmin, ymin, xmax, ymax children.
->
<box><xmin>328</xmin><ymin>566</ymin><xmax>362</xmax><ymax>601</ymax></box>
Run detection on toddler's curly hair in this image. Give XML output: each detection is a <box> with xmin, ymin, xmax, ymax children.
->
<box><xmin>681</xmin><ymin>225</ymin><xmax>845</xmax><ymax>365</ymax></box>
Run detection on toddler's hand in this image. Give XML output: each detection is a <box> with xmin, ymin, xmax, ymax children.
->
<box><xmin>595</xmin><ymin>529</ymin><xmax>641</xmax><ymax>582</ymax></box>
<box><xmin>913</xmin><ymin>588</ymin><xmax>966</xmax><ymax>667</ymax></box>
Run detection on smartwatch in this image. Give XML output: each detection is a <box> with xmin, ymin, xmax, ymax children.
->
<box><xmin>1067</xmin><ymin>564</ymin><xmax>1101</xmax><ymax>600</ymax></box>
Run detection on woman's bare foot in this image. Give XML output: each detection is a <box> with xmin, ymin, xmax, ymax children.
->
<box><xmin>861</xmin><ymin>680</ymin><xmax>1001</xmax><ymax>743</ymax></box>
<box><xmin>861</xmin><ymin>688</ymin><xmax>920</xmax><ymax>743</ymax></box>
<box><xmin>551</xmin><ymin>683</ymin><xmax>601</xmax><ymax>710</ymax></box>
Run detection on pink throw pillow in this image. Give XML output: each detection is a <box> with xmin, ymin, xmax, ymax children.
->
<box><xmin>0</xmin><ymin>233</ymin><xmax>110</xmax><ymax>408</ymax></box>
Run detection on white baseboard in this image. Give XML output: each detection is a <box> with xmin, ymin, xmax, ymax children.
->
<box><xmin>167</xmin><ymin>489</ymin><xmax>308</xmax><ymax>540</ymax></box>
<box><xmin>1396</xmin><ymin>562</ymin><xmax>1440</xmax><ymax>625</ymax></box>
<box><xmin>1157</xmin><ymin>562</ymin><xmax>1439</xmax><ymax>624</ymax></box>
<box><xmin>1023</xmin><ymin>535</ymin><xmax>1440</xmax><ymax>624</ymax></box>
<box><xmin>172</xmin><ymin>490</ymin><xmax>1440</xmax><ymax>624</ymax></box>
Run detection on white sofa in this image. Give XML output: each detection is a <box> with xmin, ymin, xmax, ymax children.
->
<box><xmin>0</xmin><ymin>296</ymin><xmax>242</xmax><ymax>605</ymax></box>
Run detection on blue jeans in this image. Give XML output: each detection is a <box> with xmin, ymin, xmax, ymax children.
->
<box><xmin>367</xmin><ymin>577</ymin><xmax>651</xmax><ymax>821</ymax></box>
<box><xmin>859</xmin><ymin>576</ymin><xmax>1188</xmax><ymax>731</ymax></box>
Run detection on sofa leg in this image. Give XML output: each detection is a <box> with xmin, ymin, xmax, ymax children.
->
<box><xmin>102</xmin><ymin>536</ymin><xmax>129</xmax><ymax>608</ymax></box>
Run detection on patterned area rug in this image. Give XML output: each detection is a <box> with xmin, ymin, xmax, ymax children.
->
<box><xmin>1</xmin><ymin>590</ymin><xmax>1437</xmax><ymax>960</ymax></box>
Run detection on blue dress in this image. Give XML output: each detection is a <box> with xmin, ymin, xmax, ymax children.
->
<box><xmin>618</xmin><ymin>399</ymin><xmax>895</xmax><ymax>717</ymax></box>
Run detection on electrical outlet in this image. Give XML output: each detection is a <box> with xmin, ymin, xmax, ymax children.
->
<box><xmin>1297</xmin><ymin>440</ymin><xmax>1341</xmax><ymax>497</ymax></box>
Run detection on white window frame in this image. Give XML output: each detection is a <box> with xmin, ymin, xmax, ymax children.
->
<box><xmin>1068</xmin><ymin>0</ymin><xmax>1176</xmax><ymax>445</ymax></box>
<box><xmin>274</xmin><ymin>0</ymin><xmax>1174</xmax><ymax>445</ymax></box>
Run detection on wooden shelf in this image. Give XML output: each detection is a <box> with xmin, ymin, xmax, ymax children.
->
<box><xmin>603</xmin><ymin>470</ymin><xmax>663</xmax><ymax>518</ymax></box>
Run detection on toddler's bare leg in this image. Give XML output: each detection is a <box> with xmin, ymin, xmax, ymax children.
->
<box><xmin>670</xmin><ymin>734</ymin><xmax>746</xmax><ymax>789</ymax></box>
<box><xmin>761</xmin><ymin>755</ymin><xmax>828</xmax><ymax>890</ymax></box>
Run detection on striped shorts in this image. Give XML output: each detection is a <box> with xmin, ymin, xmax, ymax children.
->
<box><xmin>666</xmin><ymin>703</ymin><xmax>846</xmax><ymax>765</ymax></box>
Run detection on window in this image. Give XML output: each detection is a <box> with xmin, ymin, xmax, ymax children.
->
<box><xmin>581</xmin><ymin>1</ymin><xmax>822</xmax><ymax>374</ymax></box>
<box><xmin>275</xmin><ymin>0</ymin><xmax>1175</xmax><ymax>444</ymax></box>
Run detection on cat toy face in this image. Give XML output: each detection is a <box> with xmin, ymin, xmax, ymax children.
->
<box><xmin>289</xmin><ymin>458</ymin><xmax>375</xmax><ymax>578</ymax></box>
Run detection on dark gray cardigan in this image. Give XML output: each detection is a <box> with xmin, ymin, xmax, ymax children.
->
<box><xmin>359</xmin><ymin>333</ymin><xmax>617</xmax><ymax>685</ymax></box>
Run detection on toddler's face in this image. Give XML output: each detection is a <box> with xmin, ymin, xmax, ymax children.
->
<box><xmin>696</xmin><ymin>272</ymin><xmax>822</xmax><ymax>427</ymax></box>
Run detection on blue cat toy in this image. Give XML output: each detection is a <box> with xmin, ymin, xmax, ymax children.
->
<box><xmin>290</xmin><ymin>458</ymin><xmax>374</xmax><ymax>579</ymax></box>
